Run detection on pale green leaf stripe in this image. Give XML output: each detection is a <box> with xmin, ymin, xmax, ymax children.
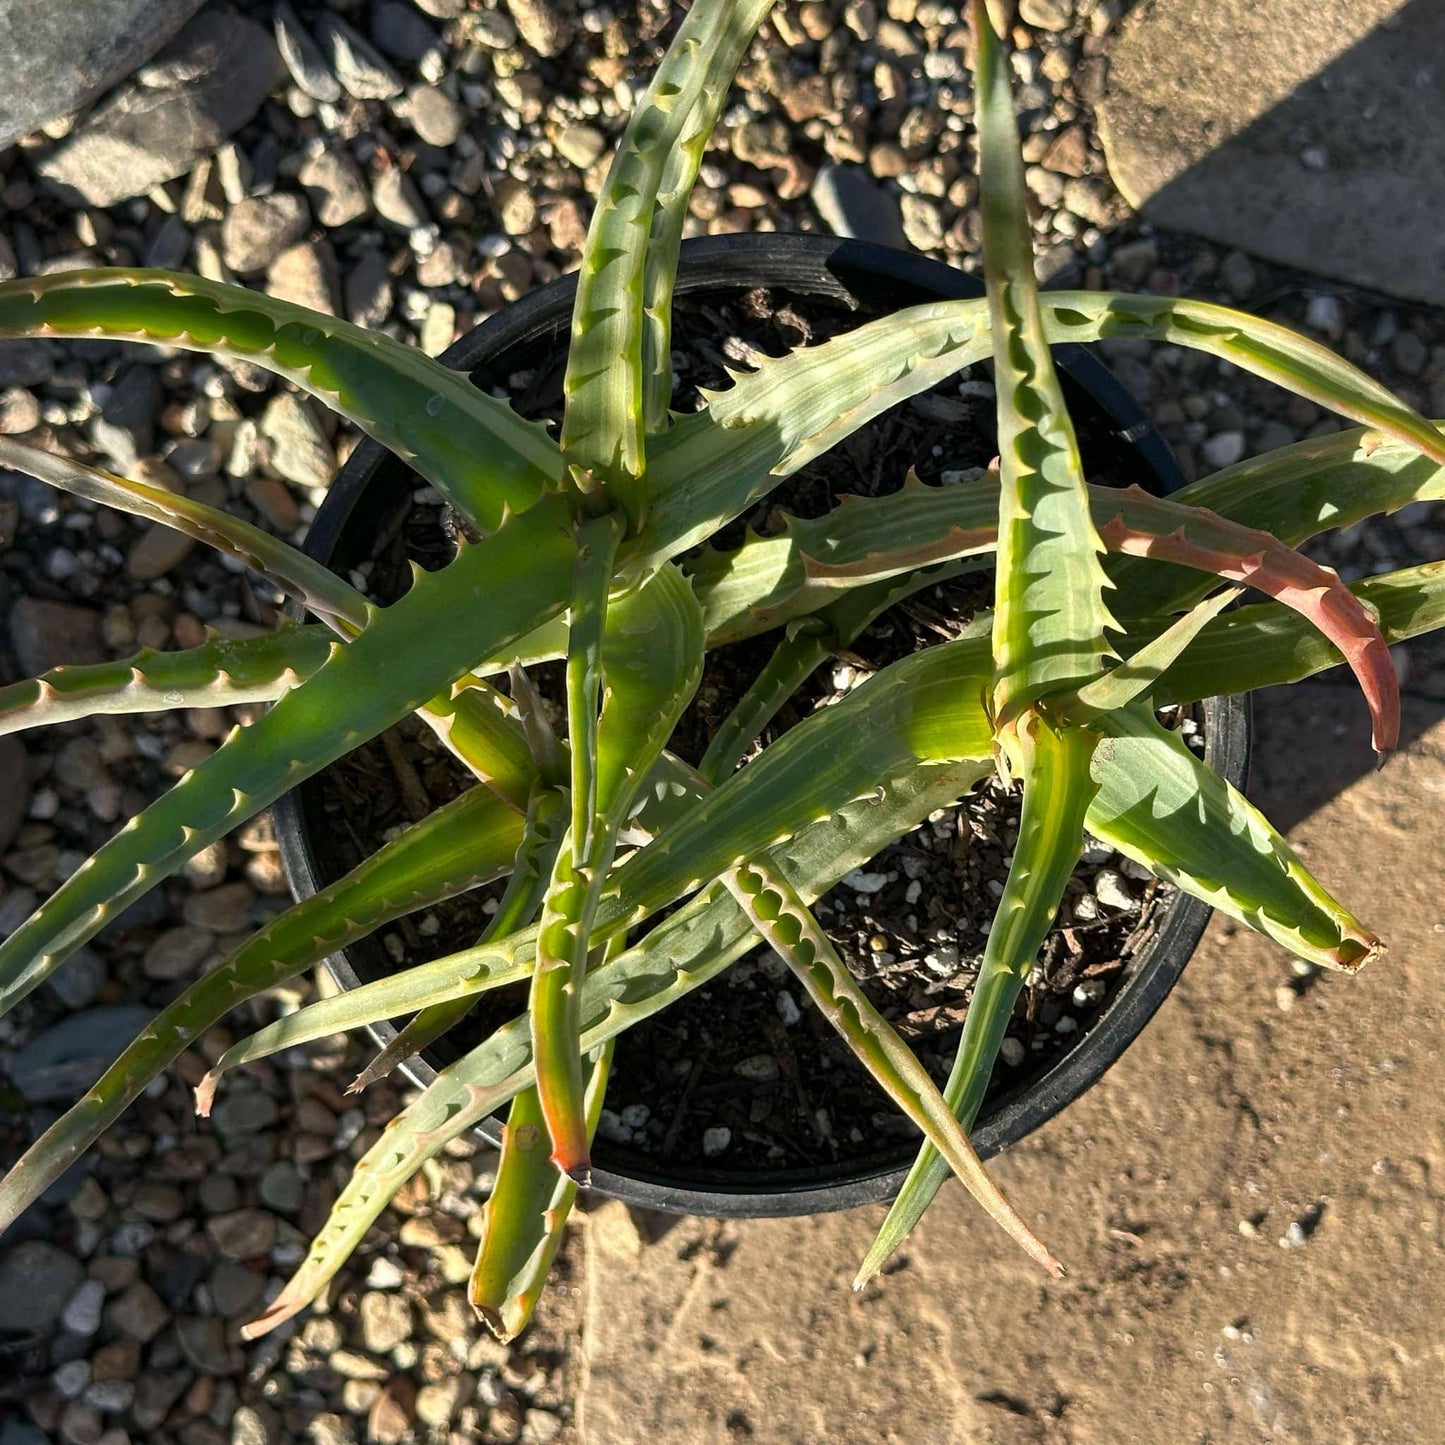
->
<box><xmin>0</xmin><ymin>494</ymin><xmax>578</xmax><ymax>1013</ymax></box>
<box><xmin>0</xmin><ymin>783</ymin><xmax>523</xmax><ymax>1232</ymax></box>
<box><xmin>642</xmin><ymin>0</ymin><xmax>775</xmax><ymax>431</ymax></box>
<box><xmin>563</xmin><ymin>0</ymin><xmax>772</xmax><ymax>511</ymax></box>
<box><xmin>0</xmin><ymin>270</ymin><xmax>562</xmax><ymax>531</ymax></box>
<box><xmin>858</xmin><ymin>714</ymin><xmax>1099</xmax><ymax>1285</ymax></box>
<box><xmin>0</xmin><ymin>625</ymin><xmax>333</xmax><ymax>738</ymax></box>
<box><xmin>245</xmin><ymin>751</ymin><xmax>990</xmax><ymax>1338</ymax></box>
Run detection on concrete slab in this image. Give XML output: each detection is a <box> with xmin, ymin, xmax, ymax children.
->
<box><xmin>562</xmin><ymin>685</ymin><xmax>1445</xmax><ymax>1443</ymax></box>
<box><xmin>1097</xmin><ymin>0</ymin><xmax>1445</xmax><ymax>307</ymax></box>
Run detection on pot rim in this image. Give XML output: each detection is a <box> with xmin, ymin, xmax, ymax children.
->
<box><xmin>273</xmin><ymin>233</ymin><xmax>1248</xmax><ymax>1218</ymax></box>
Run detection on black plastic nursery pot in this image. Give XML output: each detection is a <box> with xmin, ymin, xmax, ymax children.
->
<box><xmin>273</xmin><ymin>234</ymin><xmax>1249</xmax><ymax>1219</ymax></box>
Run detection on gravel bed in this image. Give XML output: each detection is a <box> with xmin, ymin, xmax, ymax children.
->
<box><xmin>1</xmin><ymin>1</ymin><xmax>1441</xmax><ymax>1441</ymax></box>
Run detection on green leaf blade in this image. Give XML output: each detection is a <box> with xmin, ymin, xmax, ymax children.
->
<box><xmin>971</xmin><ymin>1</ymin><xmax>1115</xmax><ymax>731</ymax></box>
<box><xmin>858</xmin><ymin>712</ymin><xmax>1100</xmax><ymax>1286</ymax></box>
<box><xmin>0</xmin><ymin>272</ymin><xmax>563</xmax><ymax>532</ymax></box>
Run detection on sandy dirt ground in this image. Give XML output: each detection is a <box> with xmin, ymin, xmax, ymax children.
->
<box><xmin>557</xmin><ymin>683</ymin><xmax>1445</xmax><ymax>1445</ymax></box>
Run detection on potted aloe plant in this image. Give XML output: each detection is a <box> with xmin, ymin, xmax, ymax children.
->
<box><xmin>1</xmin><ymin>0</ymin><xmax>1442</xmax><ymax>1345</ymax></box>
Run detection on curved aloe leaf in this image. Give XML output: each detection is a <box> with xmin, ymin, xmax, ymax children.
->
<box><xmin>698</xmin><ymin>560</ymin><xmax>987</xmax><ymax>785</ymax></box>
<box><xmin>0</xmin><ymin>783</ymin><xmax>522</xmax><ymax>1233</ymax></box>
<box><xmin>0</xmin><ymin>436</ymin><xmax>366</xmax><ymax>632</ymax></box>
<box><xmin>698</xmin><ymin>616</ymin><xmax>833</xmax><ymax>784</ymax></box>
<box><xmin>635</xmin><ymin>298</ymin><xmax>992</xmax><ymax>565</ymax></box>
<box><xmin>1112</xmin><ymin>427</ymin><xmax>1445</xmax><ymax>620</ymax></box>
<box><xmin>688</xmin><ymin>473</ymin><xmax>1000</xmax><ymax>645</ymax></box>
<box><xmin>1089</xmin><ymin>706</ymin><xmax>1381</xmax><ymax>971</ymax></box>
<box><xmin>688</xmin><ymin>467</ymin><xmax>1394</xmax><ymax>752</ymax></box>
<box><xmin>0</xmin><ymin>271</ymin><xmax>562</xmax><ymax>531</ymax></box>
<box><xmin>971</xmin><ymin>0</ymin><xmax>1115</xmax><ymax>736</ymax></box>
<box><xmin>0</xmin><ymin>495</ymin><xmax>577</xmax><ymax>1013</ymax></box>
<box><xmin>562</xmin><ymin>0</ymin><xmax>772</xmax><ymax>519</ymax></box>
<box><xmin>1042</xmin><ymin>293</ymin><xmax>1445</xmax><ymax>469</ymax></box>
<box><xmin>196</xmin><ymin>943</ymin><xmax>532</xmax><ymax>1115</ymax></box>
<box><xmin>348</xmin><ymin>784</ymin><xmax>568</xmax><ymax>1095</ymax></box>
<box><xmin>534</xmin><ymin>547</ymin><xmax>703</xmax><ymax>1177</ymax></box>
<box><xmin>729</xmin><ymin>860</ymin><xmax>1062</xmax><ymax>1277</ymax></box>
<box><xmin>0</xmin><ymin>437</ymin><xmax>537</xmax><ymax>803</ymax></box>
<box><xmin>1063</xmin><ymin>588</ymin><xmax>1242</xmax><ymax>719</ymax></box>
<box><xmin>1157</xmin><ymin>561</ymin><xmax>1445</xmax><ymax>704</ymax></box>
<box><xmin>244</xmin><ymin>748</ymin><xmax>991</xmax><ymax>1339</ymax></box>
<box><xmin>1096</xmin><ymin>488</ymin><xmax>1397</xmax><ymax>754</ymax></box>
<box><xmin>531</xmin><ymin>514</ymin><xmax>624</xmax><ymax>1176</ymax></box>
<box><xmin>857</xmin><ymin>712</ymin><xmax>1099</xmax><ymax>1286</ymax></box>
<box><xmin>469</xmin><ymin>1036</ymin><xmax>613</xmax><ymax>1342</ymax></box>
<box><xmin>640</xmin><ymin>0</ymin><xmax>775</xmax><ymax>431</ymax></box>
<box><xmin>0</xmin><ymin>624</ymin><xmax>332</xmax><ymax>737</ymax></box>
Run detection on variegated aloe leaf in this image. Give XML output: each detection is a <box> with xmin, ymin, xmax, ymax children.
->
<box><xmin>0</xmin><ymin>436</ymin><xmax>366</xmax><ymax>632</ymax></box>
<box><xmin>1156</xmin><ymin>561</ymin><xmax>1445</xmax><ymax>705</ymax></box>
<box><xmin>1095</xmin><ymin>487</ymin><xmax>1397</xmax><ymax>754</ymax></box>
<box><xmin>0</xmin><ymin>436</ymin><xmax>537</xmax><ymax>804</ymax></box>
<box><xmin>685</xmin><ymin>465</ymin><xmax>1394</xmax><ymax>752</ymax></box>
<box><xmin>532</xmin><ymin>513</ymin><xmax>625</xmax><ymax>1176</ymax></box>
<box><xmin>633</xmin><ymin>297</ymin><xmax>991</xmax><ymax>567</ymax></box>
<box><xmin>1111</xmin><ymin>426</ymin><xmax>1445</xmax><ymax>621</ymax></box>
<box><xmin>469</xmin><ymin>1028</ymin><xmax>616</xmax><ymax>1342</ymax></box>
<box><xmin>244</xmin><ymin>748</ymin><xmax>991</xmax><ymax>1339</ymax></box>
<box><xmin>561</xmin><ymin>0</ymin><xmax>772</xmax><ymax>520</ymax></box>
<box><xmin>195</xmin><ymin>940</ymin><xmax>532</xmax><ymax>1115</ymax></box>
<box><xmin>640</xmin><ymin>0</ymin><xmax>775</xmax><ymax>431</ymax></box>
<box><xmin>285</xmin><ymin>636</ymin><xmax>1002</xmax><ymax>1028</ymax></box>
<box><xmin>0</xmin><ymin>494</ymin><xmax>577</xmax><ymax>1013</ymax></box>
<box><xmin>858</xmin><ymin>713</ymin><xmax>1099</xmax><ymax>1286</ymax></box>
<box><xmin>971</xmin><ymin>0</ymin><xmax>1115</xmax><ymax>737</ymax></box>
<box><xmin>533</xmin><ymin>551</ymin><xmax>704</xmax><ymax>1177</ymax></box>
<box><xmin>1063</xmin><ymin>588</ymin><xmax>1242</xmax><ymax>719</ymax></box>
<box><xmin>348</xmin><ymin>783</ymin><xmax>568</xmax><ymax>1095</ymax></box>
<box><xmin>729</xmin><ymin>860</ymin><xmax>1062</xmax><ymax>1277</ymax></box>
<box><xmin>1041</xmin><ymin>293</ymin><xmax>1445</xmax><ymax>469</ymax></box>
<box><xmin>687</xmin><ymin>473</ymin><xmax>1000</xmax><ymax>645</ymax></box>
<box><xmin>0</xmin><ymin>783</ymin><xmax>522</xmax><ymax>1234</ymax></box>
<box><xmin>0</xmin><ymin>624</ymin><xmax>332</xmax><ymax>737</ymax></box>
<box><xmin>0</xmin><ymin>271</ymin><xmax>563</xmax><ymax>531</ymax></box>
<box><xmin>1091</xmin><ymin>706</ymin><xmax>1379</xmax><ymax>970</ymax></box>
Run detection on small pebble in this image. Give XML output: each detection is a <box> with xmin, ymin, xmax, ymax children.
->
<box><xmin>701</xmin><ymin>1126</ymin><xmax>732</xmax><ymax>1158</ymax></box>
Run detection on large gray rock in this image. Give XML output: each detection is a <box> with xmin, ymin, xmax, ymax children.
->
<box><xmin>0</xmin><ymin>0</ymin><xmax>204</xmax><ymax>151</ymax></box>
<box><xmin>0</xmin><ymin>1241</ymin><xmax>84</xmax><ymax>1336</ymax></box>
<box><xmin>36</xmin><ymin>6</ymin><xmax>282</xmax><ymax>208</ymax></box>
<box><xmin>7</xmin><ymin>1006</ymin><xmax>154</xmax><ymax>1104</ymax></box>
<box><xmin>1098</xmin><ymin>0</ymin><xmax>1445</xmax><ymax>306</ymax></box>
